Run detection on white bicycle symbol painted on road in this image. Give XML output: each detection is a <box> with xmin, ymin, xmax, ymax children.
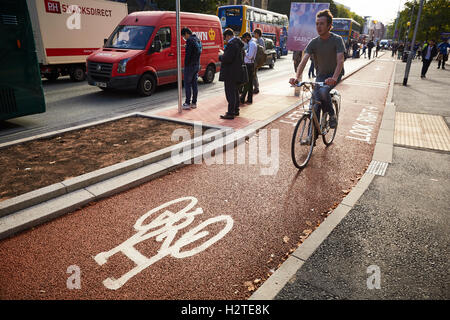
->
<box><xmin>94</xmin><ymin>196</ymin><xmax>234</xmax><ymax>290</ymax></box>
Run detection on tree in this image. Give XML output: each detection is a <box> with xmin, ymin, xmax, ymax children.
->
<box><xmin>268</xmin><ymin>0</ymin><xmax>336</xmax><ymax>16</ymax></box>
<box><xmin>386</xmin><ymin>0</ymin><xmax>450</xmax><ymax>42</ymax></box>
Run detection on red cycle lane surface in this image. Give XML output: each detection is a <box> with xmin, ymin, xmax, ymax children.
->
<box><xmin>0</xmin><ymin>59</ymin><xmax>394</xmax><ymax>300</ymax></box>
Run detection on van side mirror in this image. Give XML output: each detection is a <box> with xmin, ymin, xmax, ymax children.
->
<box><xmin>149</xmin><ymin>40</ymin><xmax>162</xmax><ymax>54</ymax></box>
<box><xmin>104</xmin><ymin>38</ymin><xmax>108</xmax><ymax>45</ymax></box>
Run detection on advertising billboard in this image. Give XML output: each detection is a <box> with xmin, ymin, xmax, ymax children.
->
<box><xmin>287</xmin><ymin>2</ymin><xmax>329</xmax><ymax>51</ymax></box>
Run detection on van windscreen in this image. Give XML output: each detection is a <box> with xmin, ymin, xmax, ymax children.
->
<box><xmin>105</xmin><ymin>25</ymin><xmax>155</xmax><ymax>50</ymax></box>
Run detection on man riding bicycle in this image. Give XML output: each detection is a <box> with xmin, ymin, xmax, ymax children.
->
<box><xmin>289</xmin><ymin>9</ymin><xmax>345</xmax><ymax>144</ymax></box>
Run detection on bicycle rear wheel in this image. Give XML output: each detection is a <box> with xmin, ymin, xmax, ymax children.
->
<box><xmin>291</xmin><ymin>114</ymin><xmax>316</xmax><ymax>169</ymax></box>
<box><xmin>322</xmin><ymin>100</ymin><xmax>339</xmax><ymax>146</ymax></box>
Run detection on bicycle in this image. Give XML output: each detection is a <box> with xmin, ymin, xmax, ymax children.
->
<box><xmin>290</xmin><ymin>81</ymin><xmax>341</xmax><ymax>169</ymax></box>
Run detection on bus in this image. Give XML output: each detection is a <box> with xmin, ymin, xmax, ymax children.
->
<box><xmin>1</xmin><ymin>0</ymin><xmax>45</xmax><ymax>121</ymax></box>
<box><xmin>217</xmin><ymin>5</ymin><xmax>289</xmax><ymax>58</ymax></box>
<box><xmin>332</xmin><ymin>18</ymin><xmax>361</xmax><ymax>47</ymax></box>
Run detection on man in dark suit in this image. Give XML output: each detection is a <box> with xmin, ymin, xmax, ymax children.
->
<box><xmin>367</xmin><ymin>39</ymin><xmax>375</xmax><ymax>59</ymax></box>
<box><xmin>219</xmin><ymin>28</ymin><xmax>245</xmax><ymax>119</ymax></box>
<box><xmin>421</xmin><ymin>39</ymin><xmax>438</xmax><ymax>79</ymax></box>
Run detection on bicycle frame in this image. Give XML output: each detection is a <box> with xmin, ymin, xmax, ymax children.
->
<box><xmin>296</xmin><ymin>81</ymin><xmax>328</xmax><ymax>137</ymax></box>
<box><xmin>305</xmin><ymin>101</ymin><xmax>322</xmax><ymax>137</ymax></box>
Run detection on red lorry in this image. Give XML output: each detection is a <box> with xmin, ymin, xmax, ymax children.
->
<box><xmin>86</xmin><ymin>11</ymin><xmax>223</xmax><ymax>96</ymax></box>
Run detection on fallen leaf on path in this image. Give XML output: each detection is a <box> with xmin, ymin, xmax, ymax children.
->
<box><xmin>244</xmin><ymin>281</ymin><xmax>256</xmax><ymax>292</ymax></box>
<box><xmin>283</xmin><ymin>236</ymin><xmax>290</xmax><ymax>243</ymax></box>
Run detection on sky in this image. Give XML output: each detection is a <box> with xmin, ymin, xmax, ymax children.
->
<box><xmin>334</xmin><ymin>0</ymin><xmax>407</xmax><ymax>25</ymax></box>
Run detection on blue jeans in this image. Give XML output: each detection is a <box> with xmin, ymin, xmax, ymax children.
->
<box><xmin>313</xmin><ymin>74</ymin><xmax>341</xmax><ymax>118</ymax></box>
<box><xmin>184</xmin><ymin>65</ymin><xmax>199</xmax><ymax>104</ymax></box>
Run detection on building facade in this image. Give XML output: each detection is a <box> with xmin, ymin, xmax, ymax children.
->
<box><xmin>362</xmin><ymin>16</ymin><xmax>385</xmax><ymax>42</ymax></box>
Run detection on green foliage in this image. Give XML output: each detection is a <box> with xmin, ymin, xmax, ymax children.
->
<box><xmin>386</xmin><ymin>0</ymin><xmax>450</xmax><ymax>42</ymax></box>
<box><xmin>333</xmin><ymin>4</ymin><xmax>364</xmax><ymax>32</ymax></box>
<box><xmin>267</xmin><ymin>0</ymin><xmax>334</xmax><ymax>16</ymax></box>
<box><xmin>154</xmin><ymin>0</ymin><xmax>227</xmax><ymax>15</ymax></box>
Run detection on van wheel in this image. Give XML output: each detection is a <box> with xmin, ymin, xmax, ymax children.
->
<box><xmin>138</xmin><ymin>73</ymin><xmax>156</xmax><ymax>96</ymax></box>
<box><xmin>69</xmin><ymin>66</ymin><xmax>86</xmax><ymax>81</ymax></box>
<box><xmin>202</xmin><ymin>65</ymin><xmax>215</xmax><ymax>83</ymax></box>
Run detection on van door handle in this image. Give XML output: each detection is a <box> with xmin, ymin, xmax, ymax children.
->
<box><xmin>168</xmin><ymin>53</ymin><xmax>175</xmax><ymax>56</ymax></box>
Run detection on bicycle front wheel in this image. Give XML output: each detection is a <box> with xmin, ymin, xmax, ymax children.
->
<box><xmin>322</xmin><ymin>100</ymin><xmax>339</xmax><ymax>146</ymax></box>
<box><xmin>291</xmin><ymin>114</ymin><xmax>315</xmax><ymax>169</ymax></box>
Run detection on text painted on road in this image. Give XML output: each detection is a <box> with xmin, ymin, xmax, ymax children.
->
<box><xmin>278</xmin><ymin>109</ymin><xmax>305</xmax><ymax>126</ymax></box>
<box><xmin>94</xmin><ymin>197</ymin><xmax>234</xmax><ymax>290</ymax></box>
<box><xmin>346</xmin><ymin>106</ymin><xmax>379</xmax><ymax>144</ymax></box>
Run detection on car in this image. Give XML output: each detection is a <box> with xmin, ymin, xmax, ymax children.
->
<box><xmin>263</xmin><ymin>38</ymin><xmax>276</xmax><ymax>69</ymax></box>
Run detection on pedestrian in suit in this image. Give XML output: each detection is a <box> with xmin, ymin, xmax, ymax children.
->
<box><xmin>219</xmin><ymin>28</ymin><xmax>245</xmax><ymax>119</ymax></box>
<box><xmin>421</xmin><ymin>39</ymin><xmax>438</xmax><ymax>78</ymax></box>
<box><xmin>367</xmin><ymin>39</ymin><xmax>375</xmax><ymax>59</ymax></box>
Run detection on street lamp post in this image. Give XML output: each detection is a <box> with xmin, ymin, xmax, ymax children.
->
<box><xmin>176</xmin><ymin>0</ymin><xmax>182</xmax><ymax>113</ymax></box>
<box><xmin>404</xmin><ymin>1</ymin><xmax>416</xmax><ymax>45</ymax></box>
<box><xmin>403</xmin><ymin>0</ymin><xmax>424</xmax><ymax>86</ymax></box>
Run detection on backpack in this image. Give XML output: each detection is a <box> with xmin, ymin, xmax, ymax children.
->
<box><xmin>255</xmin><ymin>44</ymin><xmax>267</xmax><ymax>69</ymax></box>
<box><xmin>195</xmin><ymin>38</ymin><xmax>202</xmax><ymax>54</ymax></box>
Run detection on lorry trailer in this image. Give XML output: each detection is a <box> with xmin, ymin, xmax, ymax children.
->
<box><xmin>26</xmin><ymin>0</ymin><xmax>128</xmax><ymax>81</ymax></box>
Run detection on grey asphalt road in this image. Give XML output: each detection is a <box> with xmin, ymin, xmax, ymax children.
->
<box><xmin>0</xmin><ymin>54</ymin><xmax>296</xmax><ymax>144</ymax></box>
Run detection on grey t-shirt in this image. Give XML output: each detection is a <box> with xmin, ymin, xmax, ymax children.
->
<box><xmin>305</xmin><ymin>32</ymin><xmax>345</xmax><ymax>77</ymax></box>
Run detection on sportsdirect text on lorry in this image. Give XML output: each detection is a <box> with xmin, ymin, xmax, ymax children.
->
<box><xmin>86</xmin><ymin>11</ymin><xmax>223</xmax><ymax>96</ymax></box>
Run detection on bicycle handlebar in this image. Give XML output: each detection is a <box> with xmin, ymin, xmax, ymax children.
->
<box><xmin>290</xmin><ymin>81</ymin><xmax>324</xmax><ymax>88</ymax></box>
